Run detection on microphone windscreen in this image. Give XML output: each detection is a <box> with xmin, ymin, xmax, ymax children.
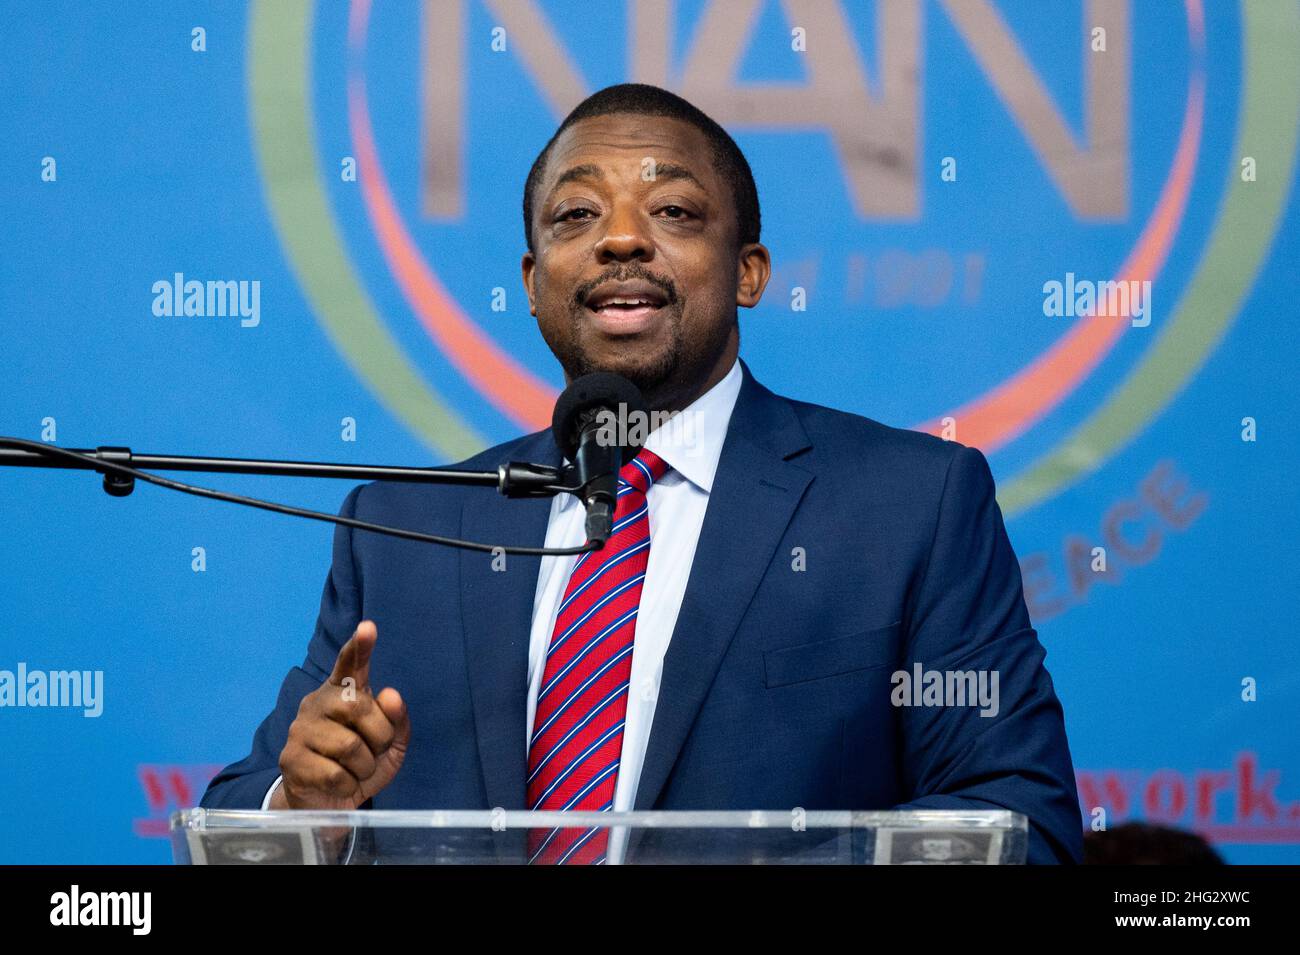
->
<box><xmin>551</xmin><ymin>372</ymin><xmax>647</xmax><ymax>460</ymax></box>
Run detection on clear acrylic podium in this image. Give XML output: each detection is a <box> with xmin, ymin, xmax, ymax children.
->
<box><xmin>172</xmin><ymin>809</ymin><xmax>1027</xmax><ymax>864</ymax></box>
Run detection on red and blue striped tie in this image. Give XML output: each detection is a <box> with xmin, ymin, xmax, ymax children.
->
<box><xmin>526</xmin><ymin>447</ymin><xmax>670</xmax><ymax>864</ymax></box>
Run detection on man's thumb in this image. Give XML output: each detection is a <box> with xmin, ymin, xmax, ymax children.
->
<box><xmin>376</xmin><ymin>687</ymin><xmax>410</xmax><ymax>750</ymax></box>
<box><xmin>357</xmin><ymin>688</ymin><xmax>409</xmax><ymax>806</ymax></box>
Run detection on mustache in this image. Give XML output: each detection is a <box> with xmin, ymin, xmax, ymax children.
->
<box><xmin>572</xmin><ymin>266</ymin><xmax>677</xmax><ymax>307</ymax></box>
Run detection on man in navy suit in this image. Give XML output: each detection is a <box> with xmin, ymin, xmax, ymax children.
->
<box><xmin>202</xmin><ymin>84</ymin><xmax>1082</xmax><ymax>864</ymax></box>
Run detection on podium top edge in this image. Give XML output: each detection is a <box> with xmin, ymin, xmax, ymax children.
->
<box><xmin>171</xmin><ymin>808</ymin><xmax>1027</xmax><ymax>832</ymax></box>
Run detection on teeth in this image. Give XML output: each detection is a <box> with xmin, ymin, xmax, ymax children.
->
<box><xmin>592</xmin><ymin>294</ymin><xmax>660</xmax><ymax>308</ymax></box>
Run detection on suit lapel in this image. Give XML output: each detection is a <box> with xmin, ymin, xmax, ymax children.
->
<box><xmin>459</xmin><ymin>431</ymin><xmax>558</xmax><ymax>810</ymax></box>
<box><xmin>633</xmin><ymin>363</ymin><xmax>814</xmax><ymax>811</ymax></box>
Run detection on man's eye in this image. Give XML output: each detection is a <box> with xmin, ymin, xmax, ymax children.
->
<box><xmin>657</xmin><ymin>205</ymin><xmax>689</xmax><ymax>218</ymax></box>
<box><xmin>559</xmin><ymin>208</ymin><xmax>594</xmax><ymax>221</ymax></box>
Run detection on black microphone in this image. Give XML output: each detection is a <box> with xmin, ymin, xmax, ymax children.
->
<box><xmin>551</xmin><ymin>372</ymin><xmax>648</xmax><ymax>546</ymax></box>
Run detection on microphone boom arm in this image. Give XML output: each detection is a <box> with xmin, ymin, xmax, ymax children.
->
<box><xmin>0</xmin><ymin>437</ymin><xmax>597</xmax><ymax>557</ymax></box>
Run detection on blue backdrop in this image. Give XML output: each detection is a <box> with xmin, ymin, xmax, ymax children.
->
<box><xmin>2</xmin><ymin>0</ymin><xmax>1296</xmax><ymax>862</ymax></box>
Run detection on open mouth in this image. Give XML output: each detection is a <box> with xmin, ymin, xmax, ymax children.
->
<box><xmin>583</xmin><ymin>284</ymin><xmax>669</xmax><ymax>332</ymax></box>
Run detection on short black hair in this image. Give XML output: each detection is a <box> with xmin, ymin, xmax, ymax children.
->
<box><xmin>522</xmin><ymin>83</ymin><xmax>761</xmax><ymax>255</ymax></box>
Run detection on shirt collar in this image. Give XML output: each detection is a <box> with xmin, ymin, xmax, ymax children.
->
<box><xmin>640</xmin><ymin>356</ymin><xmax>742</xmax><ymax>494</ymax></box>
<box><xmin>556</xmin><ymin>357</ymin><xmax>742</xmax><ymax>509</ymax></box>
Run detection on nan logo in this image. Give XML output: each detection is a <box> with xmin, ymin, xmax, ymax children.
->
<box><xmin>49</xmin><ymin>885</ymin><xmax>151</xmax><ymax>935</ymax></box>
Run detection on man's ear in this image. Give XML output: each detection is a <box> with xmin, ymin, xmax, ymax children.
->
<box><xmin>521</xmin><ymin>251</ymin><xmax>537</xmax><ymax>316</ymax></box>
<box><xmin>736</xmin><ymin>242</ymin><xmax>771</xmax><ymax>308</ymax></box>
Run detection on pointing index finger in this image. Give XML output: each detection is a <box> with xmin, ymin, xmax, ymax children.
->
<box><xmin>329</xmin><ymin>620</ymin><xmax>378</xmax><ymax>691</ymax></box>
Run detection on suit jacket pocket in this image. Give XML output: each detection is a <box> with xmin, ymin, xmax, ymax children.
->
<box><xmin>763</xmin><ymin>622</ymin><xmax>901</xmax><ymax>689</ymax></box>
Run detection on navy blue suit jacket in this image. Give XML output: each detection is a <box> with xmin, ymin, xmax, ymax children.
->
<box><xmin>202</xmin><ymin>361</ymin><xmax>1082</xmax><ymax>863</ymax></box>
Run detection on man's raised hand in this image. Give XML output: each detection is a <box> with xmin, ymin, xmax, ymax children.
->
<box><xmin>273</xmin><ymin>620</ymin><xmax>411</xmax><ymax>810</ymax></box>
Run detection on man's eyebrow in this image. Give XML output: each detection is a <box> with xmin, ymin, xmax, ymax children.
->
<box><xmin>644</xmin><ymin>161</ymin><xmax>705</xmax><ymax>190</ymax></box>
<box><xmin>549</xmin><ymin>160</ymin><xmax>706</xmax><ymax>193</ymax></box>
<box><xmin>550</xmin><ymin>163</ymin><xmax>604</xmax><ymax>191</ymax></box>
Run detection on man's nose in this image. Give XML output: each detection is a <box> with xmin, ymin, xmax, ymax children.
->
<box><xmin>594</xmin><ymin>201</ymin><xmax>653</xmax><ymax>262</ymax></box>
